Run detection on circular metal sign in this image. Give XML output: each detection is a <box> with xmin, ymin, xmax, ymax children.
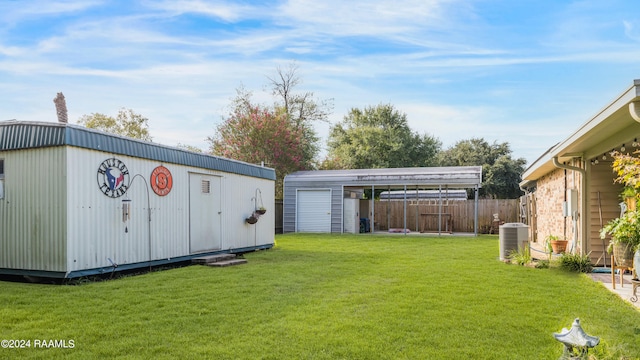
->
<box><xmin>97</xmin><ymin>158</ymin><xmax>130</xmax><ymax>198</ymax></box>
<box><xmin>150</xmin><ymin>165</ymin><xmax>173</xmax><ymax>196</ymax></box>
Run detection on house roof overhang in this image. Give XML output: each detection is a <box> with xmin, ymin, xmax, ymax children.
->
<box><xmin>520</xmin><ymin>79</ymin><xmax>640</xmax><ymax>188</ymax></box>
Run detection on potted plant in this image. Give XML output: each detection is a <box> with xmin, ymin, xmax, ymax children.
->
<box><xmin>255</xmin><ymin>206</ymin><xmax>267</xmax><ymax>215</ymax></box>
<box><xmin>608</xmin><ymin>150</ymin><xmax>640</xmax><ymax>270</ymax></box>
<box><xmin>546</xmin><ymin>234</ymin><xmax>568</xmax><ymax>254</ymax></box>
<box><xmin>599</xmin><ymin>210</ymin><xmax>640</xmax><ymax>267</ymax></box>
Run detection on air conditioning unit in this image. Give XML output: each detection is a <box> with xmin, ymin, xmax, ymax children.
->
<box><xmin>499</xmin><ymin>223</ymin><xmax>529</xmax><ymax>261</ymax></box>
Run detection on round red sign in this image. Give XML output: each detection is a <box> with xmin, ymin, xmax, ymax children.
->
<box><xmin>150</xmin><ymin>166</ymin><xmax>173</xmax><ymax>196</ymax></box>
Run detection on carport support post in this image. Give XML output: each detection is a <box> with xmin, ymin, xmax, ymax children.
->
<box><xmin>371</xmin><ymin>185</ymin><xmax>375</xmax><ymax>233</ymax></box>
<box><xmin>438</xmin><ymin>185</ymin><xmax>442</xmax><ymax>235</ymax></box>
<box><xmin>403</xmin><ymin>185</ymin><xmax>407</xmax><ymax>235</ymax></box>
<box><xmin>387</xmin><ymin>185</ymin><xmax>391</xmax><ymax>231</ymax></box>
<box><xmin>474</xmin><ymin>185</ymin><xmax>479</xmax><ymax>236</ymax></box>
<box><xmin>415</xmin><ymin>186</ymin><xmax>419</xmax><ymax>232</ymax></box>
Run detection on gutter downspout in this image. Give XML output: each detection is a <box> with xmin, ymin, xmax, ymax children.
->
<box><xmin>630</xmin><ymin>101</ymin><xmax>640</xmax><ymax>122</ymax></box>
<box><xmin>552</xmin><ymin>157</ymin><xmax>586</xmax><ymax>255</ymax></box>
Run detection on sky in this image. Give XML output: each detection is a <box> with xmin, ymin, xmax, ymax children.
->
<box><xmin>1</xmin><ymin>0</ymin><xmax>639</xmax><ymax>165</ymax></box>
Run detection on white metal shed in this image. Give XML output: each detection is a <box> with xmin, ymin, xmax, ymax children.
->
<box><xmin>283</xmin><ymin>167</ymin><xmax>482</xmax><ymax>235</ymax></box>
<box><xmin>0</xmin><ymin>121</ymin><xmax>275</xmax><ymax>278</ymax></box>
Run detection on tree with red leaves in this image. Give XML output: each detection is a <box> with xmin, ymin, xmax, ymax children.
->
<box><xmin>209</xmin><ymin>101</ymin><xmax>305</xmax><ymax>198</ymax></box>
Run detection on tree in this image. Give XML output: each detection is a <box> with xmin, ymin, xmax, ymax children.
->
<box><xmin>324</xmin><ymin>104</ymin><xmax>441</xmax><ymax>169</ymax></box>
<box><xmin>267</xmin><ymin>63</ymin><xmax>331</xmax><ymax>169</ymax></box>
<box><xmin>437</xmin><ymin>138</ymin><xmax>526</xmax><ymax>199</ymax></box>
<box><xmin>78</xmin><ymin>108</ymin><xmax>152</xmax><ymax>141</ymax></box>
<box><xmin>207</xmin><ymin>103</ymin><xmax>305</xmax><ymax>198</ymax></box>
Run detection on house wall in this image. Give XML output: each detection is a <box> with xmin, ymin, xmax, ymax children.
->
<box><xmin>531</xmin><ymin>165</ymin><xmax>581</xmax><ymax>249</ymax></box>
<box><xmin>0</xmin><ymin>147</ymin><xmax>68</xmax><ymax>273</ymax></box>
<box><xmin>586</xmin><ymin>159</ymin><xmax>623</xmax><ymax>266</ymax></box>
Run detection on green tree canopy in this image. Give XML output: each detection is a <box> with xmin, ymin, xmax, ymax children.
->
<box><xmin>324</xmin><ymin>104</ymin><xmax>441</xmax><ymax>169</ymax></box>
<box><xmin>438</xmin><ymin>138</ymin><xmax>526</xmax><ymax>199</ymax></box>
<box><xmin>78</xmin><ymin>108</ymin><xmax>152</xmax><ymax>141</ymax></box>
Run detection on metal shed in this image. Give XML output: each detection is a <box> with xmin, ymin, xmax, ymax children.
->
<box><xmin>0</xmin><ymin>121</ymin><xmax>275</xmax><ymax>278</ymax></box>
<box><xmin>283</xmin><ymin>167</ymin><xmax>482</xmax><ymax>235</ymax></box>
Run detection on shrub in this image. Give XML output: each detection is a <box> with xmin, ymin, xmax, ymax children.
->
<box><xmin>559</xmin><ymin>252</ymin><xmax>593</xmax><ymax>273</ymax></box>
<box><xmin>507</xmin><ymin>246</ymin><xmax>531</xmax><ymax>266</ymax></box>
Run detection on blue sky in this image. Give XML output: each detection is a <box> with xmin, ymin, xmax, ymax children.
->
<box><xmin>1</xmin><ymin>0</ymin><xmax>639</xmax><ymax>165</ymax></box>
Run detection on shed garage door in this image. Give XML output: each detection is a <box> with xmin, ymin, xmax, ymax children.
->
<box><xmin>297</xmin><ymin>189</ymin><xmax>331</xmax><ymax>232</ymax></box>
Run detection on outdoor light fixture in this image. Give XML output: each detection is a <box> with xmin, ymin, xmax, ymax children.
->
<box><xmin>634</xmin><ymin>138</ymin><xmax>638</xmax><ymax>147</ymax></box>
<box><xmin>621</xmin><ymin>144</ymin><xmax>626</xmax><ymax>152</ymax></box>
<box><xmin>602</xmin><ymin>153</ymin><xmax>607</xmax><ymax>160</ymax></box>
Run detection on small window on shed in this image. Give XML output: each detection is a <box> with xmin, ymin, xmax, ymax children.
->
<box><xmin>201</xmin><ymin>179</ymin><xmax>210</xmax><ymax>194</ymax></box>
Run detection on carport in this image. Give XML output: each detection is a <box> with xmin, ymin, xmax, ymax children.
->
<box><xmin>282</xmin><ymin>166</ymin><xmax>483</xmax><ymax>235</ymax></box>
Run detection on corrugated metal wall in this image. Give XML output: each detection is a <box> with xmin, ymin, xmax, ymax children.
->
<box><xmin>282</xmin><ymin>179</ymin><xmax>342</xmax><ymax>233</ymax></box>
<box><xmin>0</xmin><ymin>147</ymin><xmax>67</xmax><ymax>272</ymax></box>
<box><xmin>65</xmin><ymin>147</ymin><xmax>275</xmax><ymax>273</ymax></box>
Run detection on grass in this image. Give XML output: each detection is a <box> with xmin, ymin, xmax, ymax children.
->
<box><xmin>1</xmin><ymin>233</ymin><xmax>639</xmax><ymax>359</ymax></box>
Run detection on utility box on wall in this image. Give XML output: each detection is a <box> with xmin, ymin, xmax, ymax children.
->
<box><xmin>563</xmin><ymin>189</ymin><xmax>578</xmax><ymax>217</ymax></box>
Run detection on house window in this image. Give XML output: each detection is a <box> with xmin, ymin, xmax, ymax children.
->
<box><xmin>201</xmin><ymin>179</ymin><xmax>210</xmax><ymax>194</ymax></box>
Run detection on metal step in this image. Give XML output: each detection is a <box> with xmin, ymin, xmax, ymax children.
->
<box><xmin>192</xmin><ymin>253</ymin><xmax>237</xmax><ymax>265</ymax></box>
<box><xmin>206</xmin><ymin>259</ymin><xmax>248</xmax><ymax>267</ymax></box>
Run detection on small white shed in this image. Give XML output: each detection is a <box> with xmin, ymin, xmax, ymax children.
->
<box><xmin>0</xmin><ymin>121</ymin><xmax>275</xmax><ymax>278</ymax></box>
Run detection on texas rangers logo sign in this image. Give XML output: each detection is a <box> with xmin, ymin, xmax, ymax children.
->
<box><xmin>97</xmin><ymin>158</ymin><xmax>130</xmax><ymax>198</ymax></box>
<box><xmin>150</xmin><ymin>165</ymin><xmax>172</xmax><ymax>196</ymax></box>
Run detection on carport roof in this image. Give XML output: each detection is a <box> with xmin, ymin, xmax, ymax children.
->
<box><xmin>285</xmin><ymin>166</ymin><xmax>483</xmax><ymax>188</ymax></box>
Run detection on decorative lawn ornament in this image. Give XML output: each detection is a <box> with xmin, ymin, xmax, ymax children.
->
<box><xmin>553</xmin><ymin>318</ymin><xmax>599</xmax><ymax>360</ymax></box>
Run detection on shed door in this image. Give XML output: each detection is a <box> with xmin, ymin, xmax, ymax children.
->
<box><xmin>297</xmin><ymin>189</ymin><xmax>331</xmax><ymax>232</ymax></box>
<box><xmin>190</xmin><ymin>174</ymin><xmax>222</xmax><ymax>253</ymax></box>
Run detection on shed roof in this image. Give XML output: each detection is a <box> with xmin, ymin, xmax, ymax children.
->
<box><xmin>521</xmin><ymin>79</ymin><xmax>640</xmax><ymax>186</ymax></box>
<box><xmin>285</xmin><ymin>166</ymin><xmax>482</xmax><ymax>188</ymax></box>
<box><xmin>0</xmin><ymin>121</ymin><xmax>275</xmax><ymax>181</ymax></box>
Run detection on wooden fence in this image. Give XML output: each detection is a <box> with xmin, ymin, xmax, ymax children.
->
<box><xmin>275</xmin><ymin>199</ymin><xmax>283</xmax><ymax>234</ymax></box>
<box><xmin>373</xmin><ymin>199</ymin><xmax>521</xmax><ymax>233</ymax></box>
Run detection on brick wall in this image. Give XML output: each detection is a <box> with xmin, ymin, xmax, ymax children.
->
<box><xmin>534</xmin><ymin>166</ymin><xmax>580</xmax><ymax>245</ymax></box>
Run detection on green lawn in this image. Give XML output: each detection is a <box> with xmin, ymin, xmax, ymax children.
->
<box><xmin>1</xmin><ymin>234</ymin><xmax>639</xmax><ymax>359</ymax></box>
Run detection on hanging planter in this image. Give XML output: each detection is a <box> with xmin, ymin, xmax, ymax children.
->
<box><xmin>245</xmin><ymin>188</ymin><xmax>268</xmax><ymax>225</ymax></box>
<box><xmin>254</xmin><ymin>188</ymin><xmax>266</xmax><ymax>215</ymax></box>
<box><xmin>244</xmin><ymin>188</ymin><xmax>266</xmax><ymax>224</ymax></box>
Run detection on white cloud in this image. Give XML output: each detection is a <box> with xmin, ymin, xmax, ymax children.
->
<box><xmin>143</xmin><ymin>0</ymin><xmax>258</xmax><ymax>22</ymax></box>
<box><xmin>623</xmin><ymin>20</ymin><xmax>640</xmax><ymax>42</ymax></box>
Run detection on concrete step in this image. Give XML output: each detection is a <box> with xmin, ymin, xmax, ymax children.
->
<box><xmin>206</xmin><ymin>259</ymin><xmax>248</xmax><ymax>267</ymax></box>
<box><xmin>192</xmin><ymin>253</ymin><xmax>237</xmax><ymax>265</ymax></box>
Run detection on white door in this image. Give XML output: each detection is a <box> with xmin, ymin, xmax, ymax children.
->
<box><xmin>189</xmin><ymin>174</ymin><xmax>222</xmax><ymax>253</ymax></box>
<box><xmin>343</xmin><ymin>198</ymin><xmax>359</xmax><ymax>233</ymax></box>
<box><xmin>297</xmin><ymin>189</ymin><xmax>331</xmax><ymax>232</ymax></box>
